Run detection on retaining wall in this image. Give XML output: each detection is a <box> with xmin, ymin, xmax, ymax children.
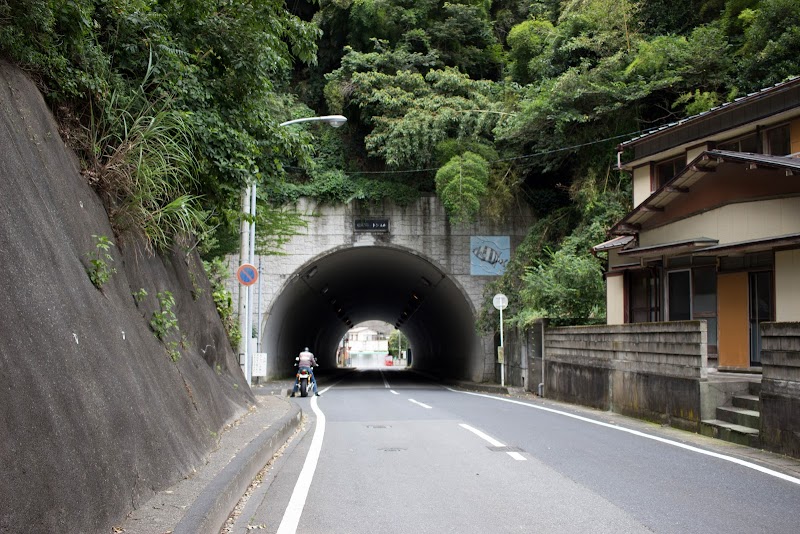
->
<box><xmin>760</xmin><ymin>323</ymin><xmax>800</xmax><ymax>458</ymax></box>
<box><xmin>0</xmin><ymin>60</ymin><xmax>253</xmax><ymax>533</ymax></box>
<box><xmin>504</xmin><ymin>321</ymin><xmax>708</xmax><ymax>431</ymax></box>
<box><xmin>547</xmin><ymin>322</ymin><xmax>707</xmax><ymax>430</ymax></box>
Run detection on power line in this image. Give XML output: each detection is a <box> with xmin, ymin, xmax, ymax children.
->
<box><xmin>286</xmin><ymin>128</ymin><xmax>649</xmax><ymax>176</ymax></box>
<box><xmin>494</xmin><ymin>131</ymin><xmax>638</xmax><ymax>164</ymax></box>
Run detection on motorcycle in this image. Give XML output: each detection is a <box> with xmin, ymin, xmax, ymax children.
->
<box><xmin>294</xmin><ymin>357</ymin><xmax>317</xmax><ymax>397</ymax></box>
<box><xmin>296</xmin><ymin>367</ymin><xmax>311</xmax><ymax>397</ymax></box>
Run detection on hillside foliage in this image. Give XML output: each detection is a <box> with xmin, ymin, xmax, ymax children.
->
<box><xmin>2</xmin><ymin>0</ymin><xmax>799</xmax><ymax>327</ymax></box>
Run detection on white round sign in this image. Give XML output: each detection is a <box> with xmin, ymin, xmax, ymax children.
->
<box><xmin>492</xmin><ymin>293</ymin><xmax>508</xmax><ymax>311</ymax></box>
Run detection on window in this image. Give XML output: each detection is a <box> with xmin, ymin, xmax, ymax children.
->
<box><xmin>664</xmin><ymin>267</ymin><xmax>718</xmax><ymax>351</ymax></box>
<box><xmin>718</xmin><ymin>125</ymin><xmax>790</xmax><ymax>156</ymax></box>
<box><xmin>764</xmin><ymin>124</ymin><xmax>790</xmax><ymax>156</ymax></box>
<box><xmin>749</xmin><ymin>271</ymin><xmax>773</xmax><ymax>365</ymax></box>
<box><xmin>667</xmin><ymin>256</ymin><xmax>691</xmax><ymax>268</ymax></box>
<box><xmin>693</xmin><ymin>267</ymin><xmax>718</xmax><ymax>353</ymax></box>
<box><xmin>718</xmin><ymin>133</ymin><xmax>759</xmax><ymax>153</ymax></box>
<box><xmin>653</xmin><ymin>156</ymin><xmax>684</xmax><ymax>191</ymax></box>
<box><xmin>667</xmin><ymin>270</ymin><xmax>691</xmax><ymax>321</ymax></box>
<box><xmin>628</xmin><ymin>268</ymin><xmax>661</xmax><ymax>323</ymax></box>
<box><xmin>719</xmin><ymin>251</ymin><xmax>773</xmax><ymax>272</ymax></box>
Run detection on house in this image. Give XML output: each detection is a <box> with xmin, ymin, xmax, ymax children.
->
<box><xmin>345</xmin><ymin>326</ymin><xmax>390</xmax><ymax>353</ymax></box>
<box><xmin>596</xmin><ymin>77</ymin><xmax>800</xmax><ymax>370</ymax></box>
<box><xmin>338</xmin><ymin>322</ymin><xmax>395</xmax><ymax>367</ymax></box>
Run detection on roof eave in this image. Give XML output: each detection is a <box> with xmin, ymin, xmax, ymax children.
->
<box><xmin>610</xmin><ymin>151</ymin><xmax>800</xmax><ymax>236</ymax></box>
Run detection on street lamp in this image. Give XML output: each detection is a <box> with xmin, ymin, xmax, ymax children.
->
<box><xmin>238</xmin><ymin>114</ymin><xmax>348</xmax><ymax>386</ymax></box>
<box><xmin>280</xmin><ymin>115</ymin><xmax>347</xmax><ymax>128</ymax></box>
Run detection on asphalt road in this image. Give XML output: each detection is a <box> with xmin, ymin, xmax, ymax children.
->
<box><xmin>227</xmin><ymin>369</ymin><xmax>800</xmax><ymax>534</ymax></box>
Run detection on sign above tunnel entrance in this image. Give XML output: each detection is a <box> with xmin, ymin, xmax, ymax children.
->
<box><xmin>355</xmin><ymin>218</ymin><xmax>390</xmax><ymax>232</ymax></box>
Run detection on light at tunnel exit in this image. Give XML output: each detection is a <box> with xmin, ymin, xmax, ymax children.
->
<box><xmin>337</xmin><ymin>320</ymin><xmax>410</xmax><ymax>369</ymax></box>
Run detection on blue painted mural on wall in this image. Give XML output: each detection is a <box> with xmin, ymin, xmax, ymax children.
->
<box><xmin>470</xmin><ymin>236</ymin><xmax>510</xmax><ymax>276</ymax></box>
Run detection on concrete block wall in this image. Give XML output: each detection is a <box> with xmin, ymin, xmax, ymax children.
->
<box><xmin>498</xmin><ymin>321</ymin><xmax>709</xmax><ymax>430</ymax></box>
<box><xmin>760</xmin><ymin>322</ymin><xmax>800</xmax><ymax>458</ymax></box>
<box><xmin>501</xmin><ymin>326</ymin><xmax>534</xmax><ymax>390</ymax></box>
<box><xmin>546</xmin><ymin>322</ymin><xmax>708</xmax><ymax>380</ymax></box>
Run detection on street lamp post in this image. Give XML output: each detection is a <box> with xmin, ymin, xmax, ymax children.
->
<box><xmin>238</xmin><ymin>115</ymin><xmax>347</xmax><ymax>386</ymax></box>
<box><xmin>493</xmin><ymin>293</ymin><xmax>508</xmax><ymax>387</ymax></box>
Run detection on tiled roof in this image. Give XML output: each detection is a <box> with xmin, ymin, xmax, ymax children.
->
<box><xmin>705</xmin><ymin>150</ymin><xmax>800</xmax><ymax>170</ymax></box>
<box><xmin>619</xmin><ymin>77</ymin><xmax>800</xmax><ymax>149</ymax></box>
<box><xmin>592</xmin><ymin>234</ymin><xmax>634</xmax><ymax>253</ymax></box>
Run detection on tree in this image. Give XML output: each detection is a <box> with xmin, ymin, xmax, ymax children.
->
<box><xmin>388</xmin><ymin>329</ymin><xmax>410</xmax><ymax>358</ymax></box>
<box><xmin>328</xmin><ymin>65</ymin><xmax>508</xmax><ymax>170</ymax></box>
<box><xmin>0</xmin><ymin>0</ymin><xmax>323</xmax><ymax>257</ymax></box>
<box><xmin>637</xmin><ymin>0</ymin><xmax>725</xmax><ymax>35</ymax></box>
<box><xmin>344</xmin><ymin>0</ymin><xmax>501</xmax><ymax>79</ymax></box>
<box><xmin>518</xmin><ymin>244</ymin><xmax>606</xmax><ymax>322</ymax></box>
<box><xmin>503</xmin><ymin>168</ymin><xmax>629</xmax><ymax>327</ymax></box>
<box><xmin>737</xmin><ymin>0</ymin><xmax>800</xmax><ymax>91</ymax></box>
<box><xmin>506</xmin><ymin>19</ymin><xmax>556</xmax><ymax>84</ymax></box>
<box><xmin>435</xmin><ymin>151</ymin><xmax>490</xmax><ymax>223</ymax></box>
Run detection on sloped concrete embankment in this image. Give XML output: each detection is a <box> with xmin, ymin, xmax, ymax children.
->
<box><xmin>0</xmin><ymin>61</ymin><xmax>254</xmax><ymax>532</ymax></box>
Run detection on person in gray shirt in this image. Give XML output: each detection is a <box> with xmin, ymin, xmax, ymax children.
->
<box><xmin>291</xmin><ymin>347</ymin><xmax>320</xmax><ymax>396</ymax></box>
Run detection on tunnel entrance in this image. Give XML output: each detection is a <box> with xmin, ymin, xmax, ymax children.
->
<box><xmin>262</xmin><ymin>245</ymin><xmax>480</xmax><ymax>381</ymax></box>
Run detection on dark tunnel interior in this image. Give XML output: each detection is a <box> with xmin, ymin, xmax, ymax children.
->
<box><xmin>262</xmin><ymin>246</ymin><xmax>481</xmax><ymax>381</ymax></box>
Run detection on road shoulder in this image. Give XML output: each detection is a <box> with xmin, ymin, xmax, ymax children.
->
<box><xmin>119</xmin><ymin>394</ymin><xmax>301</xmax><ymax>534</ymax></box>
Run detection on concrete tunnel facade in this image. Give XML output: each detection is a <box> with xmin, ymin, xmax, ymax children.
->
<box><xmin>230</xmin><ymin>195</ymin><xmax>535</xmax><ymax>382</ymax></box>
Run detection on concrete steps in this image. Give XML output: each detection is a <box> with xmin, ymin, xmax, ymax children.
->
<box><xmin>716</xmin><ymin>406</ymin><xmax>760</xmax><ymax>428</ymax></box>
<box><xmin>700</xmin><ymin>419</ymin><xmax>761</xmax><ymax>447</ymax></box>
<box><xmin>701</xmin><ymin>381</ymin><xmax>761</xmax><ymax>448</ymax></box>
<box><xmin>732</xmin><ymin>394</ymin><xmax>760</xmax><ymax>411</ymax></box>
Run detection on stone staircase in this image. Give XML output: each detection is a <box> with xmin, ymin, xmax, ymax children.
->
<box><xmin>700</xmin><ymin>381</ymin><xmax>761</xmax><ymax>448</ymax></box>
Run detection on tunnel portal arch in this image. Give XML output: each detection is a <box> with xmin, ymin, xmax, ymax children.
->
<box><xmin>263</xmin><ymin>244</ymin><xmax>480</xmax><ymax>379</ymax></box>
<box><xmin>231</xmin><ymin>195</ymin><xmax>535</xmax><ymax>383</ymax></box>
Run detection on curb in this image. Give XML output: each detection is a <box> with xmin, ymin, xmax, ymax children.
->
<box><xmin>446</xmin><ymin>380</ymin><xmax>511</xmax><ymax>395</ymax></box>
<box><xmin>172</xmin><ymin>402</ymin><xmax>303</xmax><ymax>534</ymax></box>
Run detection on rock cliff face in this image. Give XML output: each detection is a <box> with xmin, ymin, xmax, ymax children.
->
<box><xmin>0</xmin><ymin>62</ymin><xmax>253</xmax><ymax>532</ymax></box>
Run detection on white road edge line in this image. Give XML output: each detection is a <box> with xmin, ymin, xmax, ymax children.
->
<box><xmin>390</xmin><ymin>390</ymin><xmax>399</xmax><ymax>395</ymax></box>
<box><xmin>449</xmin><ymin>388</ymin><xmax>800</xmax><ymax>486</ymax></box>
<box><xmin>507</xmin><ymin>451</ymin><xmax>527</xmax><ymax>461</ymax></box>
<box><xmin>380</xmin><ymin>370</ymin><xmax>390</xmax><ymax>389</ymax></box>
<box><xmin>409</xmin><ymin>399</ymin><xmax>432</xmax><ymax>409</ymax></box>
<box><xmin>276</xmin><ymin>394</ymin><xmax>327</xmax><ymax>533</ymax></box>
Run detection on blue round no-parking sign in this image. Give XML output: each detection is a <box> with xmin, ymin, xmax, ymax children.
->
<box><xmin>236</xmin><ymin>263</ymin><xmax>259</xmax><ymax>286</ymax></box>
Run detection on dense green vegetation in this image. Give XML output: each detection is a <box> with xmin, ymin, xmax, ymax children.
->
<box><xmin>2</xmin><ymin>0</ymin><xmax>799</xmax><ymax>329</ymax></box>
<box><xmin>388</xmin><ymin>328</ymin><xmax>410</xmax><ymax>359</ymax></box>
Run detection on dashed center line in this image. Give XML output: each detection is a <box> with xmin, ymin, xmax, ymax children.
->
<box><xmin>460</xmin><ymin>424</ymin><xmax>527</xmax><ymax>461</ymax></box>
<box><xmin>390</xmin><ymin>390</ymin><xmax>399</xmax><ymax>395</ymax></box>
<box><xmin>408</xmin><ymin>399</ymin><xmax>432</xmax><ymax>409</ymax></box>
<box><xmin>460</xmin><ymin>423</ymin><xmax>503</xmax><ymax>446</ymax></box>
